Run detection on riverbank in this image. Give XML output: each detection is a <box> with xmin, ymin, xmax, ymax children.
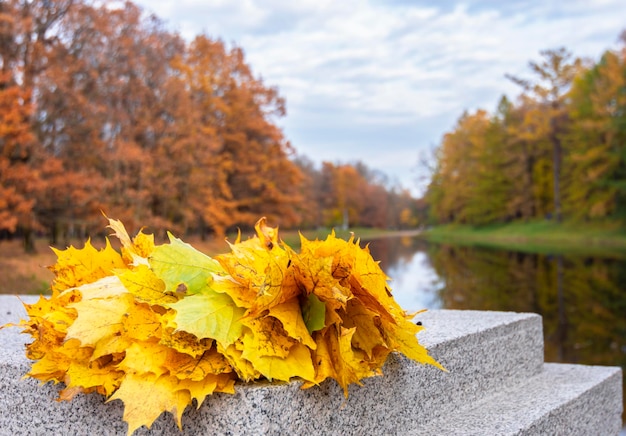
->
<box><xmin>422</xmin><ymin>221</ymin><xmax>626</xmax><ymax>255</ymax></box>
<box><xmin>0</xmin><ymin>227</ymin><xmax>412</xmax><ymax>295</ymax></box>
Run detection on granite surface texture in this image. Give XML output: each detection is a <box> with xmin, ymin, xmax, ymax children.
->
<box><xmin>0</xmin><ymin>295</ymin><xmax>622</xmax><ymax>435</ymax></box>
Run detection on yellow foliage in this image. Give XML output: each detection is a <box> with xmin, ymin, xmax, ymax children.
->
<box><xmin>49</xmin><ymin>239</ymin><xmax>126</xmax><ymax>293</ymax></box>
<box><xmin>4</xmin><ymin>217</ymin><xmax>442</xmax><ymax>435</ymax></box>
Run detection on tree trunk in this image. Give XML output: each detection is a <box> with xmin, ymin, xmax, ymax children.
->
<box><xmin>551</xmin><ymin>116</ymin><xmax>562</xmax><ymax>222</ymax></box>
<box><xmin>23</xmin><ymin>227</ymin><xmax>36</xmax><ymax>254</ymax></box>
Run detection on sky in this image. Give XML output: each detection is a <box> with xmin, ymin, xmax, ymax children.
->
<box><xmin>132</xmin><ymin>0</ymin><xmax>626</xmax><ymax>196</ymax></box>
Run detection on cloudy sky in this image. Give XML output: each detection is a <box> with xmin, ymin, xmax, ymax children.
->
<box><xmin>133</xmin><ymin>0</ymin><xmax>626</xmax><ymax>195</ymax></box>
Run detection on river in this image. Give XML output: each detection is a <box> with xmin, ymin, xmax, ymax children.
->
<box><xmin>366</xmin><ymin>234</ymin><xmax>626</xmax><ymax>426</ymax></box>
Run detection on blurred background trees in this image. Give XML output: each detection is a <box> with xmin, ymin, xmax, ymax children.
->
<box><xmin>0</xmin><ymin>0</ymin><xmax>416</xmax><ymax>251</ymax></box>
<box><xmin>4</xmin><ymin>1</ymin><xmax>624</xmax><ymax>251</ymax></box>
<box><xmin>425</xmin><ymin>36</ymin><xmax>626</xmax><ymax>227</ymax></box>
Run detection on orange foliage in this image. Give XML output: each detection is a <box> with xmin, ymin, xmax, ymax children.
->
<box><xmin>0</xmin><ymin>0</ymin><xmax>420</xmax><ymax>251</ymax></box>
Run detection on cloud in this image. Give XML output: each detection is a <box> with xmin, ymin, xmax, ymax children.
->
<box><xmin>134</xmin><ymin>0</ymin><xmax>626</xmax><ymax>195</ymax></box>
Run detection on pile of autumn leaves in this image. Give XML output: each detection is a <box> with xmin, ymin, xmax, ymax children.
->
<box><xmin>10</xmin><ymin>218</ymin><xmax>441</xmax><ymax>434</ymax></box>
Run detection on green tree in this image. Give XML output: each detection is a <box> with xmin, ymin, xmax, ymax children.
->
<box><xmin>565</xmin><ymin>42</ymin><xmax>626</xmax><ymax>220</ymax></box>
<box><xmin>507</xmin><ymin>48</ymin><xmax>582</xmax><ymax>222</ymax></box>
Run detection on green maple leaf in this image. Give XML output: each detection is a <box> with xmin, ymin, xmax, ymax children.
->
<box><xmin>302</xmin><ymin>293</ymin><xmax>325</xmax><ymax>333</ymax></box>
<box><xmin>168</xmin><ymin>292</ymin><xmax>245</xmax><ymax>347</ymax></box>
<box><xmin>149</xmin><ymin>233</ymin><xmax>223</xmax><ymax>295</ymax></box>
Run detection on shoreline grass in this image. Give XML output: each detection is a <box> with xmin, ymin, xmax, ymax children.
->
<box><xmin>422</xmin><ymin>220</ymin><xmax>626</xmax><ymax>256</ymax></box>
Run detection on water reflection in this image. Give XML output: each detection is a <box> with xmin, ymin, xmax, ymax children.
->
<box><xmin>423</xmin><ymin>243</ymin><xmax>626</xmax><ymax>368</ymax></box>
<box><xmin>366</xmin><ymin>236</ymin><xmax>443</xmax><ymax>311</ymax></box>
<box><xmin>367</xmin><ymin>236</ymin><xmax>626</xmax><ymax>423</ymax></box>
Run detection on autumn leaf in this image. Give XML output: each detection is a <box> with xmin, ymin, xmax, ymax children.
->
<box><xmin>257</xmin><ymin>343</ymin><xmax>315</xmax><ymax>383</ymax></box>
<box><xmin>121</xmin><ymin>301</ymin><xmax>163</xmax><ymax>341</ymax></box>
<box><xmin>241</xmin><ymin>316</ymin><xmax>297</xmax><ymax>359</ymax></box>
<box><xmin>385</xmin><ymin>320</ymin><xmax>446</xmax><ymax>371</ymax></box>
<box><xmin>167</xmin><ymin>292</ymin><xmax>245</xmax><ymax>348</ymax></box>
<box><xmin>218</xmin><ymin>341</ymin><xmax>261</xmax><ymax>382</ymax></box>
<box><xmin>158</xmin><ymin>327</ymin><xmax>213</xmax><ymax>359</ymax></box>
<box><xmin>66</xmin><ymin>291</ymin><xmax>134</xmax><ymax>347</ymax></box>
<box><xmin>215</xmin><ymin>218</ymin><xmax>299</xmax><ymax>316</ymax></box>
<box><xmin>64</xmin><ymin>357</ymin><xmax>124</xmax><ymax>398</ymax></box>
<box><xmin>108</xmin><ymin>373</ymin><xmax>191</xmax><ymax>434</ymax></box>
<box><xmin>302</xmin><ymin>292</ymin><xmax>326</xmax><ymax>334</ymax></box>
<box><xmin>106</xmin><ymin>217</ymin><xmax>155</xmax><ymax>263</ymax></box>
<box><xmin>117</xmin><ymin>265</ymin><xmax>175</xmax><ymax>306</ymax></box>
<box><xmin>178</xmin><ymin>372</ymin><xmax>236</xmax><ymax>408</ymax></box>
<box><xmin>342</xmin><ymin>298</ymin><xmax>387</xmax><ymax>358</ymax></box>
<box><xmin>150</xmin><ymin>233</ymin><xmax>223</xmax><ymax>295</ymax></box>
<box><xmin>49</xmin><ymin>239</ymin><xmax>126</xmax><ymax>294</ymax></box>
<box><xmin>164</xmin><ymin>347</ymin><xmax>232</xmax><ymax>381</ymax></box>
<box><xmin>117</xmin><ymin>341</ymin><xmax>170</xmax><ymax>377</ymax></box>
<box><xmin>268</xmin><ymin>298</ymin><xmax>317</xmax><ymax>349</ymax></box>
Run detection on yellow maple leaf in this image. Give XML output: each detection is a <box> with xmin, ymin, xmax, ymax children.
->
<box><xmin>27</xmin><ymin>338</ymin><xmax>90</xmax><ymax>384</ymax></box>
<box><xmin>117</xmin><ymin>341</ymin><xmax>170</xmax><ymax>377</ymax></box>
<box><xmin>384</xmin><ymin>319</ymin><xmax>446</xmax><ymax>371</ymax></box>
<box><xmin>49</xmin><ymin>239</ymin><xmax>127</xmax><ymax>294</ymax></box>
<box><xmin>116</xmin><ymin>265</ymin><xmax>176</xmax><ymax>307</ymax></box>
<box><xmin>290</xmin><ymin>238</ymin><xmax>352</xmax><ymax>320</ymax></box>
<box><xmin>342</xmin><ymin>298</ymin><xmax>387</xmax><ymax>358</ymax></box>
<box><xmin>27</xmin><ymin>350</ymin><xmax>70</xmax><ymax>384</ymax></box>
<box><xmin>64</xmin><ymin>274</ymin><xmax>125</xmax><ymax>300</ymax></box>
<box><xmin>91</xmin><ymin>334</ymin><xmax>133</xmax><ymax>362</ymax></box>
<box><xmin>66</xmin><ymin>292</ymin><xmax>134</xmax><ymax>347</ymax></box>
<box><xmin>64</xmin><ymin>358</ymin><xmax>124</xmax><ymax>398</ymax></box>
<box><xmin>164</xmin><ymin>347</ymin><xmax>232</xmax><ymax>381</ymax></box>
<box><xmin>240</xmin><ymin>316</ymin><xmax>297</xmax><ymax>359</ymax></box>
<box><xmin>326</xmin><ymin>325</ymin><xmax>381</xmax><ymax>396</ymax></box>
<box><xmin>121</xmin><ymin>300</ymin><xmax>163</xmax><ymax>341</ymax></box>
<box><xmin>241</xmin><ymin>341</ymin><xmax>315</xmax><ymax>383</ymax></box>
<box><xmin>108</xmin><ymin>373</ymin><xmax>191</xmax><ymax>434</ymax></box>
<box><xmin>215</xmin><ymin>218</ymin><xmax>299</xmax><ymax>317</ymax></box>
<box><xmin>267</xmin><ymin>298</ymin><xmax>317</xmax><ymax>349</ymax></box>
<box><xmin>302</xmin><ymin>327</ymin><xmax>336</xmax><ymax>388</ymax></box>
<box><xmin>158</xmin><ymin>326</ymin><xmax>213</xmax><ymax>358</ymax></box>
<box><xmin>217</xmin><ymin>341</ymin><xmax>261</xmax><ymax>382</ymax></box>
<box><xmin>106</xmin><ymin>216</ymin><xmax>155</xmax><ymax>264</ymax></box>
<box><xmin>177</xmin><ymin>372</ymin><xmax>236</xmax><ymax>408</ymax></box>
<box><xmin>20</xmin><ymin>292</ymin><xmax>77</xmax><ymax>348</ymax></box>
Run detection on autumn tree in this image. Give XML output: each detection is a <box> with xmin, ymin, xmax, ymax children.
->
<box><xmin>565</xmin><ymin>40</ymin><xmax>626</xmax><ymax>220</ymax></box>
<box><xmin>36</xmin><ymin>2</ymin><xmax>185</xmax><ymax>233</ymax></box>
<box><xmin>425</xmin><ymin>110</ymin><xmax>496</xmax><ymax>224</ymax></box>
<box><xmin>307</xmin><ymin>160</ymin><xmax>417</xmax><ymax>229</ymax></box>
<box><xmin>507</xmin><ymin>48</ymin><xmax>582</xmax><ymax>222</ymax></box>
<box><xmin>0</xmin><ymin>0</ymin><xmax>75</xmax><ymax>251</ymax></box>
<box><xmin>317</xmin><ymin>162</ymin><xmax>366</xmax><ymax>228</ymax></box>
<box><xmin>171</xmin><ymin>35</ymin><xmax>304</xmax><ymax>235</ymax></box>
<box><xmin>0</xmin><ymin>71</ymin><xmax>39</xmax><ymax>249</ymax></box>
<box><xmin>0</xmin><ymin>0</ymin><xmax>418</xmax><ymax>250</ymax></box>
<box><xmin>502</xmin><ymin>96</ymin><xmax>555</xmax><ymax>220</ymax></box>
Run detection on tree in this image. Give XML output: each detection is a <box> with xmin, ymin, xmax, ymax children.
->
<box><xmin>507</xmin><ymin>48</ymin><xmax>582</xmax><ymax>222</ymax></box>
<box><xmin>172</xmin><ymin>36</ymin><xmax>304</xmax><ymax>235</ymax></box>
<box><xmin>0</xmin><ymin>71</ymin><xmax>39</xmax><ymax>250</ymax></box>
<box><xmin>425</xmin><ymin>110</ymin><xmax>495</xmax><ymax>224</ymax></box>
<box><xmin>0</xmin><ymin>0</ymin><xmax>74</xmax><ymax>251</ymax></box>
<box><xmin>565</xmin><ymin>41</ymin><xmax>626</xmax><ymax>220</ymax></box>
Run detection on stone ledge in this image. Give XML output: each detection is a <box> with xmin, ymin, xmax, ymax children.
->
<box><xmin>0</xmin><ymin>295</ymin><xmax>621</xmax><ymax>435</ymax></box>
<box><xmin>412</xmin><ymin>363</ymin><xmax>623</xmax><ymax>436</ymax></box>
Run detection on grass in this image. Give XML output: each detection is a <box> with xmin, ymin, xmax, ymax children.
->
<box><xmin>0</xmin><ymin>226</ymin><xmax>412</xmax><ymax>295</ymax></box>
<box><xmin>422</xmin><ymin>220</ymin><xmax>626</xmax><ymax>256</ymax></box>
<box><xmin>0</xmin><ymin>239</ymin><xmax>57</xmax><ymax>296</ymax></box>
